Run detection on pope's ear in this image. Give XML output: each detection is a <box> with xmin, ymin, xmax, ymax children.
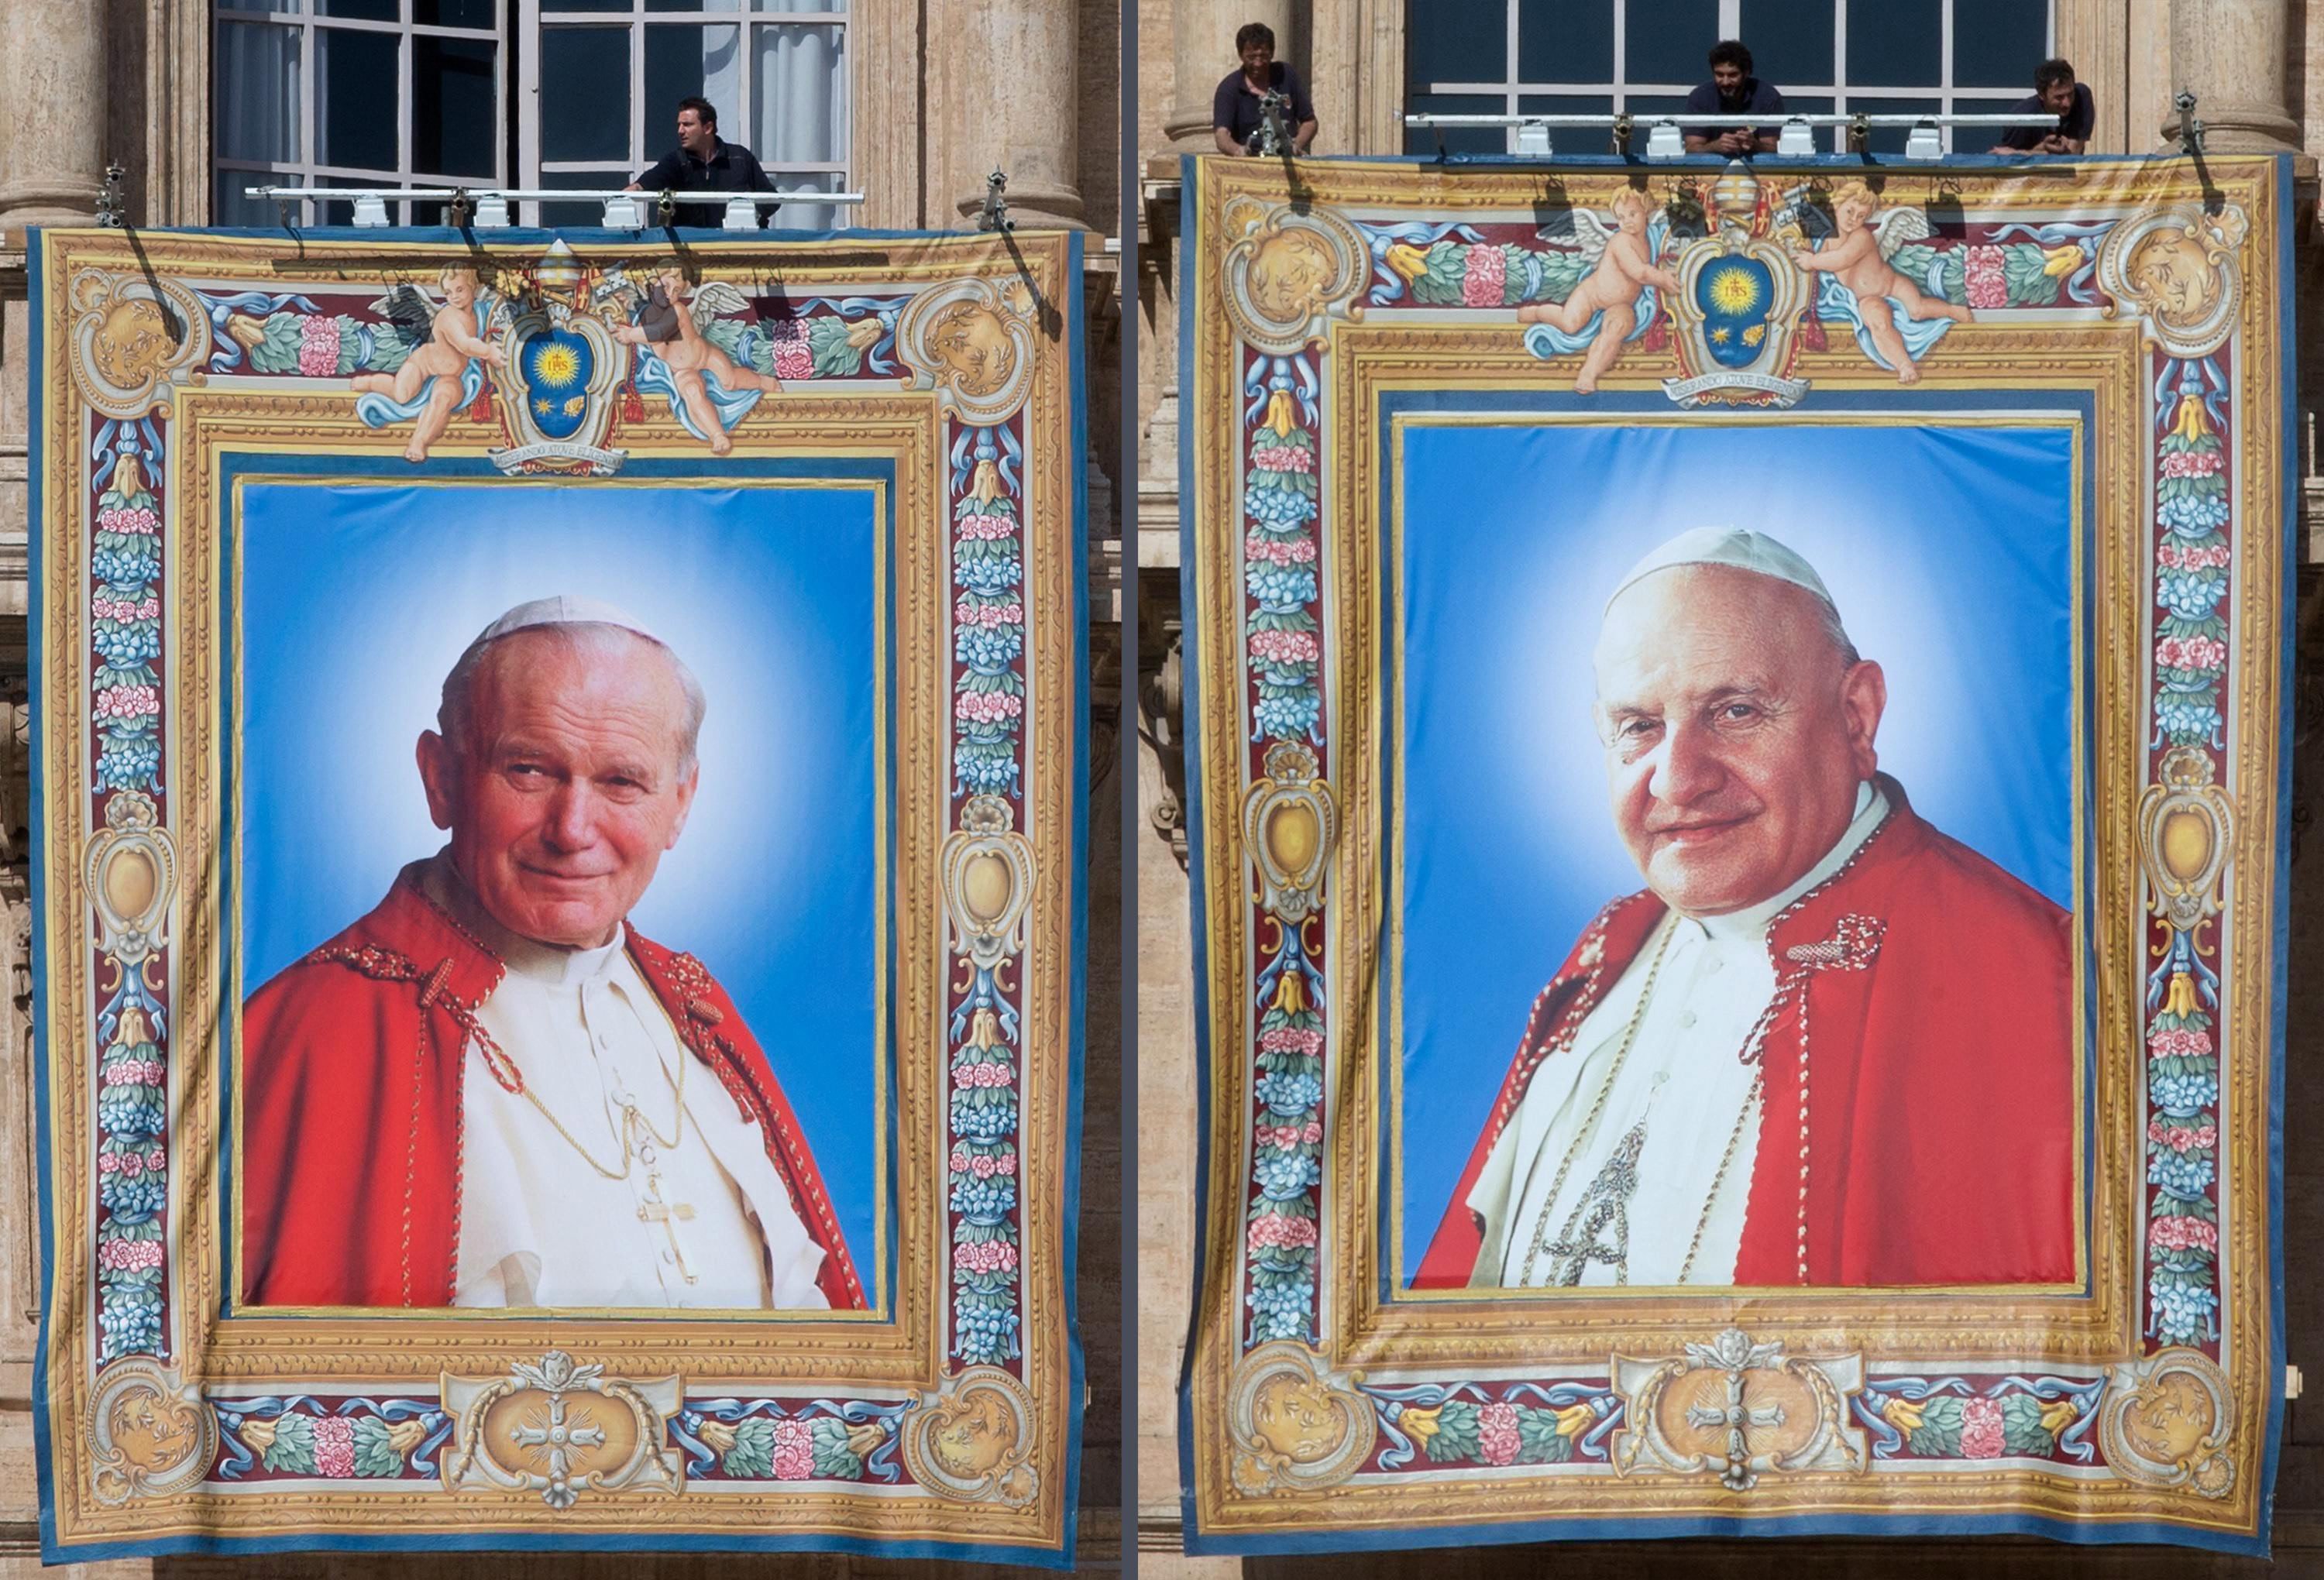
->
<box><xmin>665</xmin><ymin>761</ymin><xmax>701</xmax><ymax>849</ymax></box>
<box><xmin>416</xmin><ymin>731</ymin><xmax>457</xmax><ymax>831</ymax></box>
<box><xmin>1841</xmin><ymin>658</ymin><xmax>1887</xmax><ymax>775</ymax></box>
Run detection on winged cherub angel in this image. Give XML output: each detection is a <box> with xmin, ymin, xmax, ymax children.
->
<box><xmin>352</xmin><ymin>267</ymin><xmax>508</xmax><ymax>462</ymax></box>
<box><xmin>1514</xmin><ymin>188</ymin><xmax>1679</xmax><ymax>395</ymax></box>
<box><xmin>601</xmin><ymin>266</ymin><xmax>783</xmax><ymax>455</ymax></box>
<box><xmin>1790</xmin><ymin>180</ymin><xmax>1971</xmax><ymax>384</ymax></box>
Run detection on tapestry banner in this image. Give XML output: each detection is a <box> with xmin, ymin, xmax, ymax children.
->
<box><xmin>31</xmin><ymin>225</ymin><xmax>1086</xmax><ymax>1563</ymax></box>
<box><xmin>1177</xmin><ymin>153</ymin><xmax>2290</xmax><ymax>1554</ymax></box>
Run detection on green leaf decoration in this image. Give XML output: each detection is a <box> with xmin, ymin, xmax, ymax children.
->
<box><xmin>810</xmin><ymin>1416</ymin><xmax>868</xmax><ymax>1479</ymax></box>
<box><xmin>1515</xmin><ymin>1408</ymin><xmax>1576</xmax><ymax>1464</ymax></box>
<box><xmin>352</xmin><ymin>1416</ymin><xmax>405</xmax><ymax>1479</ymax></box>
<box><xmin>1425</xmin><ymin>1400</ymin><xmax>1481</xmax><ymax>1464</ymax></box>
<box><xmin>262</xmin><ymin>1412</ymin><xmax>318</xmax><ymax>1474</ymax></box>
<box><xmin>2002</xmin><ymin>245</ymin><xmax>2064</xmax><ymax>306</ymax></box>
<box><xmin>806</xmin><ymin>315</ymin><xmax>866</xmax><ymax>377</ymax></box>
<box><xmin>1908</xmin><ymin>1394</ymin><xmax>1965</xmax><ymax>1458</ymax></box>
<box><xmin>2000</xmin><ymin>1392</ymin><xmax>2057</xmax><ymax>1456</ymax></box>
<box><xmin>723</xmin><ymin>1417</ymin><xmax>775</xmax><ymax>1479</ymax></box>
<box><xmin>247</xmin><ymin>316</ymin><xmax>308</xmax><ymax>374</ymax></box>
<box><xmin>700</xmin><ymin>317</ymin><xmax>753</xmax><ymax>368</ymax></box>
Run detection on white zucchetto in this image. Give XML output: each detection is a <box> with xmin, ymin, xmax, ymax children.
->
<box><xmin>1604</xmin><ymin>527</ymin><xmax>1838</xmax><ymax>617</ymax></box>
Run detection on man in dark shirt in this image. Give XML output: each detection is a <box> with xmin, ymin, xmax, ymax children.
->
<box><xmin>626</xmin><ymin>96</ymin><xmax>779</xmax><ymax>224</ymax></box>
<box><xmin>1212</xmin><ymin>22</ymin><xmax>1316</xmax><ymax>156</ymax></box>
<box><xmin>1991</xmin><ymin>59</ymin><xmax>2094</xmax><ymax>154</ymax></box>
<box><xmin>1683</xmin><ymin>40</ymin><xmax>1783</xmax><ymax>156</ymax></box>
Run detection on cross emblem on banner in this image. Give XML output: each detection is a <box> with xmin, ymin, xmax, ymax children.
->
<box><xmin>1686</xmin><ymin>1368</ymin><xmax>1786</xmax><ymax>1491</ymax></box>
<box><xmin>638</xmin><ymin>1170</ymin><xmax>699</xmax><ymax>1286</ymax></box>
<box><xmin>511</xmin><ymin>1393</ymin><xmax>607</xmax><ymax>1503</ymax></box>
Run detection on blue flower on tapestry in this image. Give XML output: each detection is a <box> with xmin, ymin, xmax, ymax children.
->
<box><xmin>957</xmin><ymin>557</ymin><xmax>1023</xmax><ymax>596</ymax></box>
<box><xmin>1253</xmin><ymin>1151</ymin><xmax>1322</xmax><ymax>1200</ymax></box>
<box><xmin>2150</xmin><ymin>1070</ymin><xmax>2220</xmax><ymax>1115</ymax></box>
<box><xmin>949</xmin><ymin>1175</ymin><xmax>1017</xmax><ymax>1221</ymax></box>
<box><xmin>2147</xmin><ymin>1149</ymin><xmax>2216</xmax><ymax>1195</ymax></box>
<box><xmin>1254</xmin><ymin>1071</ymin><xmax>1323</xmax><ymax>1117</ymax></box>
<box><xmin>2157</xmin><ymin>572</ymin><xmax>2225</xmax><ymax>620</ymax></box>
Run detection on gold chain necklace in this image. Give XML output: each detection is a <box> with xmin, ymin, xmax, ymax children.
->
<box><xmin>1514</xmin><ymin>918</ymin><xmax>1678</xmax><ymax>1286</ymax></box>
<box><xmin>511</xmin><ymin>1020</ymin><xmax>690</xmax><ymax>1180</ymax></box>
<box><xmin>1677</xmin><ymin>1067</ymin><xmax>1764</xmax><ymax>1283</ymax></box>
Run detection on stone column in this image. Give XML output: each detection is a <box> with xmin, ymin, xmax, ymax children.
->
<box><xmin>949</xmin><ymin>0</ymin><xmax>1090</xmax><ymax>231</ymax></box>
<box><xmin>2164</xmin><ymin>0</ymin><xmax>2298</xmax><ymax>155</ymax></box>
<box><xmin>1164</xmin><ymin>0</ymin><xmax>1297</xmax><ymax>150</ymax></box>
<box><xmin>0</xmin><ymin>0</ymin><xmax>110</xmax><ymax>226</ymax></box>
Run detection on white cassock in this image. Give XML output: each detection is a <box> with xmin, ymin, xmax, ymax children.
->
<box><xmin>418</xmin><ymin>854</ymin><xmax>829</xmax><ymax>1310</ymax></box>
<box><xmin>1469</xmin><ymin>782</ymin><xmax>1888</xmax><ymax>1288</ymax></box>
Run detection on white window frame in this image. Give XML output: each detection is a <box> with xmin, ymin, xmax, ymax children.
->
<box><xmin>516</xmin><ymin>0</ymin><xmax>853</xmax><ymax>226</ymax></box>
<box><xmin>1410</xmin><ymin>0</ymin><xmax>2054</xmax><ymax>154</ymax></box>
<box><xmin>212</xmin><ymin>0</ymin><xmax>508</xmax><ymax>225</ymax></box>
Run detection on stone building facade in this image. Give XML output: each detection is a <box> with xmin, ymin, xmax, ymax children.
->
<box><xmin>1132</xmin><ymin>1</ymin><xmax>2324</xmax><ymax>1573</ymax></box>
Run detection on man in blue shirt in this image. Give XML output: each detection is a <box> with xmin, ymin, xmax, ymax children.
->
<box><xmin>626</xmin><ymin>97</ymin><xmax>779</xmax><ymax>225</ymax></box>
<box><xmin>1991</xmin><ymin>60</ymin><xmax>2095</xmax><ymax>155</ymax></box>
<box><xmin>1683</xmin><ymin>40</ymin><xmax>1783</xmax><ymax>156</ymax></box>
<box><xmin>1212</xmin><ymin>22</ymin><xmax>1317</xmax><ymax>156</ymax></box>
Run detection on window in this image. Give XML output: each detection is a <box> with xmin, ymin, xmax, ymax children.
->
<box><xmin>210</xmin><ymin>0</ymin><xmax>850</xmax><ymax>228</ymax></box>
<box><xmin>1404</xmin><ymin>0</ymin><xmax>2054</xmax><ymax>156</ymax></box>
<box><xmin>521</xmin><ymin>0</ymin><xmax>851</xmax><ymax>230</ymax></box>
<box><xmin>213</xmin><ymin>0</ymin><xmax>507</xmax><ymax>225</ymax></box>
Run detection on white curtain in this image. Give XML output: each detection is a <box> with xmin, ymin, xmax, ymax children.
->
<box><xmin>213</xmin><ymin>18</ymin><xmax>303</xmax><ymax>222</ymax></box>
<box><xmin>753</xmin><ymin>2</ymin><xmax>846</xmax><ymax>231</ymax></box>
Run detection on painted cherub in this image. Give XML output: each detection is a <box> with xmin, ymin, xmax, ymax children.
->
<box><xmin>610</xmin><ymin>267</ymin><xmax>782</xmax><ymax>456</ymax></box>
<box><xmin>352</xmin><ymin>266</ymin><xmax>505</xmax><ymax>462</ymax></box>
<box><xmin>1515</xmin><ymin>188</ymin><xmax>1679</xmax><ymax>395</ymax></box>
<box><xmin>1790</xmin><ymin>180</ymin><xmax>1971</xmax><ymax>385</ymax></box>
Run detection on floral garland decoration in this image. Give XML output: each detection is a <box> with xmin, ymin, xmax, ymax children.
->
<box><xmin>1855</xmin><ymin>1376</ymin><xmax>2106</xmax><ymax>1463</ymax></box>
<box><xmin>1240</xmin><ymin>350</ymin><xmax>1328</xmax><ymax>1348</ymax></box>
<box><xmin>2145</xmin><ymin>356</ymin><xmax>2232</xmax><ymax>1349</ymax></box>
<box><xmin>1361</xmin><ymin>1380</ymin><xmax>1617</xmax><ymax>1472</ymax></box>
<box><xmin>90</xmin><ymin>424</ymin><xmax>171</xmax><ymax>1362</ymax></box>
<box><xmin>677</xmin><ymin>1398</ymin><xmax>911</xmax><ymax>1483</ymax></box>
<box><xmin>215</xmin><ymin>1397</ymin><xmax>451</xmax><ymax>1481</ymax></box>
<box><xmin>947</xmin><ymin>418</ymin><xmax>1030</xmax><ymax>1368</ymax></box>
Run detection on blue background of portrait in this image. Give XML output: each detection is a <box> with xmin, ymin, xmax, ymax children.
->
<box><xmin>235</xmin><ymin>480</ymin><xmax>885</xmax><ymax>1284</ymax></box>
<box><xmin>1393</xmin><ymin>421</ymin><xmax>2077</xmax><ymax>1285</ymax></box>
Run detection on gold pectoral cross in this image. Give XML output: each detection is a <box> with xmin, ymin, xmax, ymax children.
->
<box><xmin>638</xmin><ymin>1173</ymin><xmax>699</xmax><ymax>1286</ymax></box>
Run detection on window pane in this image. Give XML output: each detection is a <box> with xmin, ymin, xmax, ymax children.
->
<box><xmin>1763</xmin><ymin>91</ymin><xmax>1833</xmax><ymax>147</ymax></box>
<box><xmin>538</xmin><ymin>166</ymin><xmax>624</xmax><ymax>226</ymax></box>
<box><xmin>540</xmin><ymin>28</ymin><xmax>631</xmax><ymax>160</ymax></box>
<box><xmin>415</xmin><ymin>0</ymin><xmax>494</xmax><ymax>26</ymax></box>
<box><xmin>751</xmin><ymin>22</ymin><xmax>844</xmax><ymax>164</ymax></box>
<box><xmin>215</xmin><ymin>20</ymin><xmax>303</xmax><ymax>163</ymax></box>
<box><xmin>318</xmin><ymin>174</ymin><xmax>396</xmax><ymax>226</ymax></box>
<box><xmin>1738</xmin><ymin>0</ymin><xmax>1834</xmax><ymax>87</ymax></box>
<box><xmin>215</xmin><ymin>168</ymin><xmax>295</xmax><ymax>226</ymax></box>
<box><xmin>319</xmin><ymin>0</ymin><xmax>398</xmax><ymax>19</ymax></box>
<box><xmin>1953</xmin><ymin>0</ymin><xmax>2050</xmax><ymax>89</ymax></box>
<box><xmin>1626</xmin><ymin>0</ymin><xmax>1717</xmax><ymax>87</ymax></box>
<box><xmin>649</xmin><ymin>0</ymin><xmax>737</xmax><ymax>12</ymax></box>
<box><xmin>1847</xmin><ymin>0</ymin><xmax>1939</xmax><ymax>87</ymax></box>
<box><xmin>1510</xmin><ymin>92</ymin><xmax>1613</xmax><ymax>153</ymax></box>
<box><xmin>1402</xmin><ymin>90</ymin><xmax>1504</xmax><ymax>156</ymax></box>
<box><xmin>317</xmin><ymin>26</ymin><xmax>401</xmax><ymax>170</ymax></box>
<box><xmin>414</xmin><ymin>36</ymin><xmax>497</xmax><ymax>177</ymax></box>
<box><xmin>1406</xmin><ymin>0</ymin><xmax>1506</xmax><ymax>90</ymax></box>
<box><xmin>754</xmin><ymin>0</ymin><xmax>842</xmax><ymax>11</ymax></box>
<box><xmin>647</xmin><ymin>24</ymin><xmax>744</xmax><ymax>146</ymax></box>
<box><xmin>766</xmin><ymin>168</ymin><xmax>841</xmax><ymax>232</ymax></box>
<box><xmin>540</xmin><ymin>0</ymin><xmax>625</xmax><ymax>12</ymax></box>
<box><xmin>1518</xmin><ymin>2</ymin><xmax>1611</xmax><ymax>84</ymax></box>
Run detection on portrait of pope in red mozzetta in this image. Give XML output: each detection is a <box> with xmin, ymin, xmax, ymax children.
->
<box><xmin>238</xmin><ymin>593</ymin><xmax>861</xmax><ymax>1313</ymax></box>
<box><xmin>1412</xmin><ymin>527</ymin><xmax>2077</xmax><ymax>1293</ymax></box>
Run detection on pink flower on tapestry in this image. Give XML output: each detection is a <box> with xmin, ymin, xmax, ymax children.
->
<box><xmin>957</xmin><ymin>513</ymin><xmax>1016</xmax><ymax>541</ymax></box>
<box><xmin>2147</xmin><ymin>1027</ymin><xmax>2213</xmax><ymax>1058</ymax></box>
<box><xmin>1299</xmin><ymin>1121</ymin><xmax>1323</xmax><ymax>1145</ymax></box>
<box><xmin>1463</xmin><ymin>246</ymin><xmax>1506</xmax><ymax>307</ymax></box>
<box><xmin>949</xmin><ymin>1149</ymin><xmax>971</xmax><ymax>1175</ymax></box>
<box><xmin>1250</xmin><ymin>445</ymin><xmax>1314</xmax><ymax>474</ymax></box>
<box><xmin>954</xmin><ymin>599</ymin><xmax>1025</xmax><ymax>629</ymax></box>
<box><xmin>995</xmin><ymin>1149</ymin><xmax>1018</xmax><ymax>1175</ymax></box>
<box><xmin>312</xmin><ymin>1415</ymin><xmax>358</xmax><ymax>1479</ymax></box>
<box><xmin>1960</xmin><ymin>1396</ymin><xmax>2006</xmax><ymax>1460</ymax></box>
<box><xmin>2157</xmin><ymin>635</ymin><xmax>2227</xmax><ymax>672</ymax></box>
<box><xmin>1246</xmin><ymin>1214</ymin><xmax>1317</xmax><ymax>1252</ymax></box>
<box><xmin>1244</xmin><ymin>532</ymin><xmax>1318</xmax><ymax>565</ymax></box>
<box><xmin>1249</xmin><ymin>629</ymin><xmax>1319</xmax><ymax>665</ymax></box>
<box><xmin>2150</xmin><ymin>1214</ymin><xmax>2219</xmax><ymax>1253</ymax></box>
<box><xmin>96</xmin><ymin>506</ymin><xmax>159</xmax><ymax>536</ymax></box>
<box><xmin>772</xmin><ymin>1417</ymin><xmax>815</xmax><ymax>1480</ymax></box>
<box><xmin>102</xmin><ymin>1059</ymin><xmax>166</xmax><ymax>1087</ymax></box>
<box><xmin>297</xmin><ymin>315</ymin><xmax>343</xmax><ymax>378</ymax></box>
<box><xmin>98</xmin><ymin>1238</ymin><xmax>164</xmax><ymax>1273</ymax></box>
<box><xmin>1964</xmin><ymin>246</ymin><xmax>2007</xmax><ymax>309</ymax></box>
<box><xmin>954</xmin><ymin>690</ymin><xmax>1024</xmax><ymax>723</ymax></box>
<box><xmin>771</xmin><ymin>339</ymin><xmax>813</xmax><ymax>380</ymax></box>
<box><xmin>1260</xmin><ymin>1027</ymin><xmax>1324</xmax><ymax>1057</ymax></box>
<box><xmin>1477</xmin><ymin>1402</ymin><xmax>1521</xmax><ymax>1466</ymax></box>
<box><xmin>2161</xmin><ymin>449</ymin><xmax>2224</xmax><ymax>479</ymax></box>
<box><xmin>94</xmin><ymin>685</ymin><xmax>160</xmax><ymax>721</ymax></box>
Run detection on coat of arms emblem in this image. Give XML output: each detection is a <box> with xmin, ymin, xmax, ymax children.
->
<box><xmin>1662</xmin><ymin>164</ymin><xmax>1811</xmax><ymax>408</ymax></box>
